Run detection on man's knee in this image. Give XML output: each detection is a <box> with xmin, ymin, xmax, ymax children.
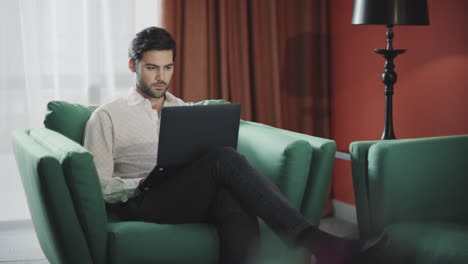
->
<box><xmin>205</xmin><ymin>146</ymin><xmax>243</xmax><ymax>163</ymax></box>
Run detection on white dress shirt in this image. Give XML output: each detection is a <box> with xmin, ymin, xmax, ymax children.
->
<box><xmin>84</xmin><ymin>87</ymin><xmax>185</xmax><ymax>203</ymax></box>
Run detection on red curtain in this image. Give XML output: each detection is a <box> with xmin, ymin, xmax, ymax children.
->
<box><xmin>162</xmin><ymin>0</ymin><xmax>332</xmax><ymax>216</ymax></box>
<box><xmin>161</xmin><ymin>0</ymin><xmax>330</xmax><ymax>138</ymax></box>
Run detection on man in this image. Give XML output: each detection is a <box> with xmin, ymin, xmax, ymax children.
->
<box><xmin>84</xmin><ymin>27</ymin><xmax>379</xmax><ymax>264</ymax></box>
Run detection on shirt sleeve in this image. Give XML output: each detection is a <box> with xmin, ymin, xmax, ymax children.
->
<box><xmin>83</xmin><ymin>109</ymin><xmax>140</xmax><ymax>203</ymax></box>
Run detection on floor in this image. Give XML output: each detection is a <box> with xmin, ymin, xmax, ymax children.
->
<box><xmin>0</xmin><ymin>216</ymin><xmax>357</xmax><ymax>264</ymax></box>
<box><xmin>0</xmin><ymin>261</ymin><xmax>49</xmax><ymax>264</ymax></box>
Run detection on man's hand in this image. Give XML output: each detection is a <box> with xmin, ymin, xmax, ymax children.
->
<box><xmin>136</xmin><ymin>167</ymin><xmax>168</xmax><ymax>195</ymax></box>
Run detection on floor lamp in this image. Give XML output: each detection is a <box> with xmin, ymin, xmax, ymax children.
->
<box><xmin>351</xmin><ymin>0</ymin><xmax>430</xmax><ymax>140</ymax></box>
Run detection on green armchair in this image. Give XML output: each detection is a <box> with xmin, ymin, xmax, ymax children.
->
<box><xmin>12</xmin><ymin>100</ymin><xmax>336</xmax><ymax>264</ymax></box>
<box><xmin>350</xmin><ymin>135</ymin><xmax>468</xmax><ymax>264</ymax></box>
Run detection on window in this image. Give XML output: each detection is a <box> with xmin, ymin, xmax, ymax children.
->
<box><xmin>0</xmin><ymin>0</ymin><xmax>162</xmax><ymax>221</ymax></box>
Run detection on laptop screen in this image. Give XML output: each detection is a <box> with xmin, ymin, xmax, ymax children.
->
<box><xmin>156</xmin><ymin>103</ymin><xmax>241</xmax><ymax>169</ymax></box>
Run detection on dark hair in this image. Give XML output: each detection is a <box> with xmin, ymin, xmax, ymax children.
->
<box><xmin>128</xmin><ymin>27</ymin><xmax>176</xmax><ymax>62</ymax></box>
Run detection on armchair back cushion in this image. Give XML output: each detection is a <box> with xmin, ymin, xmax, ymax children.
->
<box><xmin>43</xmin><ymin>99</ymin><xmax>228</xmax><ymax>145</ymax></box>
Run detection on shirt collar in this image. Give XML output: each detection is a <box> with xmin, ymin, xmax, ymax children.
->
<box><xmin>127</xmin><ymin>87</ymin><xmax>145</xmax><ymax>106</ymax></box>
<box><xmin>126</xmin><ymin>87</ymin><xmax>179</xmax><ymax>106</ymax></box>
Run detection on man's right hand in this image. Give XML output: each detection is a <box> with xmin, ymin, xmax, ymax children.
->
<box><xmin>136</xmin><ymin>166</ymin><xmax>169</xmax><ymax>194</ymax></box>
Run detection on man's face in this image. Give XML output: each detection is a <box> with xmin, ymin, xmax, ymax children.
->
<box><xmin>129</xmin><ymin>50</ymin><xmax>174</xmax><ymax>99</ymax></box>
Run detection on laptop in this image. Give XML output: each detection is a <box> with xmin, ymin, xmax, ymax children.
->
<box><xmin>156</xmin><ymin>103</ymin><xmax>241</xmax><ymax>169</ymax></box>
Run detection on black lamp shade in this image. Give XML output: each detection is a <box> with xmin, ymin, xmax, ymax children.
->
<box><xmin>352</xmin><ymin>0</ymin><xmax>430</xmax><ymax>25</ymax></box>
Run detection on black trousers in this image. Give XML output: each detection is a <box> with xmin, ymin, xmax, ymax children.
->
<box><xmin>110</xmin><ymin>147</ymin><xmax>312</xmax><ymax>264</ymax></box>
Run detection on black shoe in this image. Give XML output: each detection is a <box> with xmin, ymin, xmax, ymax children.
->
<box><xmin>297</xmin><ymin>227</ymin><xmax>388</xmax><ymax>264</ymax></box>
<box><xmin>351</xmin><ymin>233</ymin><xmax>389</xmax><ymax>264</ymax></box>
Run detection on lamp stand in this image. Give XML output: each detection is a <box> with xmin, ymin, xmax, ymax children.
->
<box><xmin>373</xmin><ymin>25</ymin><xmax>405</xmax><ymax>140</ymax></box>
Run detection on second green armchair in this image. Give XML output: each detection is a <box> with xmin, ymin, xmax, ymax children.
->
<box><xmin>350</xmin><ymin>135</ymin><xmax>468</xmax><ymax>264</ymax></box>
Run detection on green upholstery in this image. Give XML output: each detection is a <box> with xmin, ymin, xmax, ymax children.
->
<box><xmin>240</xmin><ymin>122</ymin><xmax>336</xmax><ymax>224</ymax></box>
<box><xmin>380</xmin><ymin>222</ymin><xmax>468</xmax><ymax>264</ymax></box>
<box><xmin>238</xmin><ymin>121</ymin><xmax>312</xmax><ymax>208</ymax></box>
<box><xmin>107</xmin><ymin>222</ymin><xmax>219</xmax><ymax>264</ymax></box>
<box><xmin>13</xmin><ymin>100</ymin><xmax>336</xmax><ymax>264</ymax></box>
<box><xmin>44</xmin><ymin>101</ymin><xmax>97</xmax><ymax>144</ymax></box>
<box><xmin>29</xmin><ymin>128</ymin><xmax>108</xmax><ymax>264</ymax></box>
<box><xmin>12</xmin><ymin>130</ymin><xmax>93</xmax><ymax>264</ymax></box>
<box><xmin>350</xmin><ymin>135</ymin><xmax>468</xmax><ymax>264</ymax></box>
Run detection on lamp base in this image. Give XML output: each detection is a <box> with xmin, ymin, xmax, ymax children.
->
<box><xmin>373</xmin><ymin>49</ymin><xmax>406</xmax><ymax>140</ymax></box>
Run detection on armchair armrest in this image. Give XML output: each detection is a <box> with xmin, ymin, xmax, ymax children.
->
<box><xmin>269</xmin><ymin>125</ymin><xmax>336</xmax><ymax>224</ymax></box>
<box><xmin>350</xmin><ymin>140</ymin><xmax>377</xmax><ymax>238</ymax></box>
<box><xmin>238</xmin><ymin>120</ymin><xmax>312</xmax><ymax>209</ymax></box>
<box><xmin>238</xmin><ymin>121</ymin><xmax>336</xmax><ymax>225</ymax></box>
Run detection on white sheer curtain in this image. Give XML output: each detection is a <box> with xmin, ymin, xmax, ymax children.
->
<box><xmin>0</xmin><ymin>0</ymin><xmax>161</xmax><ymax>221</ymax></box>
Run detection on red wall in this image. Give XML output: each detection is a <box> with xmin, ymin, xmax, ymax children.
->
<box><xmin>329</xmin><ymin>0</ymin><xmax>468</xmax><ymax>204</ymax></box>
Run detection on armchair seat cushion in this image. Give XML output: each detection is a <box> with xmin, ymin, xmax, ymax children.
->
<box><xmin>107</xmin><ymin>221</ymin><xmax>306</xmax><ymax>264</ymax></box>
<box><xmin>107</xmin><ymin>222</ymin><xmax>219</xmax><ymax>264</ymax></box>
<box><xmin>367</xmin><ymin>222</ymin><xmax>468</xmax><ymax>264</ymax></box>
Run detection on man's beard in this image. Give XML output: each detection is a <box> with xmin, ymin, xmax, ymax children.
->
<box><xmin>137</xmin><ymin>80</ymin><xmax>169</xmax><ymax>99</ymax></box>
